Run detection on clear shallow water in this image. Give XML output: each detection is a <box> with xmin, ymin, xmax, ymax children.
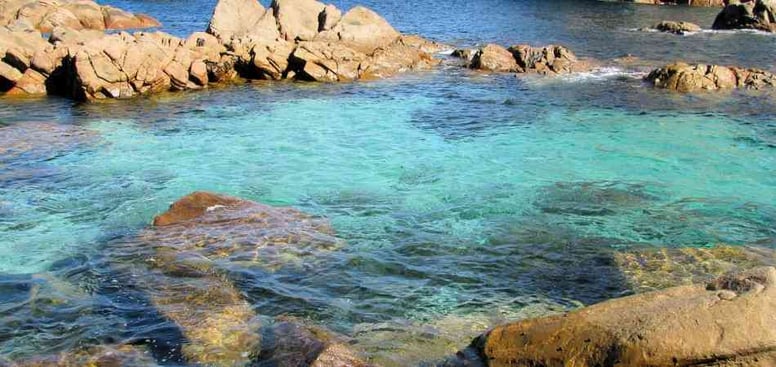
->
<box><xmin>2</xmin><ymin>0</ymin><xmax>776</xmax><ymax>365</ymax></box>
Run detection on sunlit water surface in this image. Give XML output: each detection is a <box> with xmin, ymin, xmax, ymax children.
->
<box><xmin>1</xmin><ymin>0</ymin><xmax>775</xmax><ymax>365</ymax></box>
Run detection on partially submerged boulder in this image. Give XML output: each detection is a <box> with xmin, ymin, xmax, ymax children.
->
<box><xmin>3</xmin><ymin>345</ymin><xmax>159</xmax><ymax>367</ymax></box>
<box><xmin>469</xmin><ymin>43</ymin><xmax>589</xmax><ymax>75</ymax></box>
<box><xmin>113</xmin><ymin>191</ymin><xmax>343</xmax><ymax>365</ymax></box>
<box><xmin>654</xmin><ymin>20</ymin><xmax>702</xmax><ymax>34</ymax></box>
<box><xmin>645</xmin><ymin>62</ymin><xmax>776</xmax><ymax>92</ymax></box>
<box><xmin>455</xmin><ymin>266</ymin><xmax>776</xmax><ymax>367</ymax></box>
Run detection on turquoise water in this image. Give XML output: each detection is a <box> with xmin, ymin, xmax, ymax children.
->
<box><xmin>2</xmin><ymin>0</ymin><xmax>776</xmax><ymax>364</ymax></box>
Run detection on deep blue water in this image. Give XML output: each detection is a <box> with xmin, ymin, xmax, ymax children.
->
<box><xmin>1</xmin><ymin>0</ymin><xmax>775</xmax><ymax>365</ymax></box>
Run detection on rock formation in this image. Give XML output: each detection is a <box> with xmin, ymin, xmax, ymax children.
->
<box><xmin>653</xmin><ymin>20</ymin><xmax>702</xmax><ymax>34</ymax></box>
<box><xmin>466</xmin><ymin>43</ymin><xmax>590</xmax><ymax>75</ymax></box>
<box><xmin>645</xmin><ymin>62</ymin><xmax>776</xmax><ymax>92</ymax></box>
<box><xmin>0</xmin><ymin>0</ymin><xmax>444</xmax><ymax>100</ymax></box>
<box><xmin>713</xmin><ymin>0</ymin><xmax>776</xmax><ymax>32</ymax></box>
<box><xmin>452</xmin><ymin>266</ymin><xmax>776</xmax><ymax>367</ymax></box>
<box><xmin>0</xmin><ymin>0</ymin><xmax>159</xmax><ymax>32</ymax></box>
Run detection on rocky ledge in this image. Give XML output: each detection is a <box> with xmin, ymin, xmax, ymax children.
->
<box><xmin>608</xmin><ymin>0</ymin><xmax>725</xmax><ymax>6</ymax></box>
<box><xmin>713</xmin><ymin>0</ymin><xmax>776</xmax><ymax>32</ymax></box>
<box><xmin>450</xmin><ymin>266</ymin><xmax>776</xmax><ymax>367</ymax></box>
<box><xmin>0</xmin><ymin>0</ymin><xmax>444</xmax><ymax>100</ymax></box>
<box><xmin>454</xmin><ymin>43</ymin><xmax>592</xmax><ymax>75</ymax></box>
<box><xmin>645</xmin><ymin>62</ymin><xmax>776</xmax><ymax>92</ymax></box>
<box><xmin>0</xmin><ymin>0</ymin><xmax>159</xmax><ymax>32</ymax></box>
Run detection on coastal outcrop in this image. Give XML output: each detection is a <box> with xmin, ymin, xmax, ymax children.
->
<box><xmin>0</xmin><ymin>0</ymin><xmax>159</xmax><ymax>32</ymax></box>
<box><xmin>466</xmin><ymin>44</ymin><xmax>590</xmax><ymax>75</ymax></box>
<box><xmin>0</xmin><ymin>0</ymin><xmax>443</xmax><ymax>100</ymax></box>
<box><xmin>713</xmin><ymin>0</ymin><xmax>776</xmax><ymax>32</ymax></box>
<box><xmin>645</xmin><ymin>62</ymin><xmax>776</xmax><ymax>92</ymax></box>
<box><xmin>653</xmin><ymin>20</ymin><xmax>702</xmax><ymax>34</ymax></box>
<box><xmin>452</xmin><ymin>266</ymin><xmax>776</xmax><ymax>367</ymax></box>
<box><xmin>610</xmin><ymin>0</ymin><xmax>724</xmax><ymax>6</ymax></box>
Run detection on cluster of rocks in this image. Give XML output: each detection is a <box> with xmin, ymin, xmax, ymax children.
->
<box><xmin>455</xmin><ymin>43</ymin><xmax>591</xmax><ymax>75</ymax></box>
<box><xmin>0</xmin><ymin>0</ymin><xmax>443</xmax><ymax>100</ymax></box>
<box><xmin>713</xmin><ymin>0</ymin><xmax>776</xmax><ymax>31</ymax></box>
<box><xmin>652</xmin><ymin>20</ymin><xmax>702</xmax><ymax>34</ymax></box>
<box><xmin>645</xmin><ymin>62</ymin><xmax>776</xmax><ymax>92</ymax></box>
<box><xmin>0</xmin><ymin>0</ymin><xmax>159</xmax><ymax>32</ymax></box>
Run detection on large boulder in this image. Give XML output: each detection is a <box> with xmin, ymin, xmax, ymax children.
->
<box><xmin>69</xmin><ymin>31</ymin><xmax>231</xmax><ymax>100</ymax></box>
<box><xmin>713</xmin><ymin>0</ymin><xmax>776</xmax><ymax>32</ymax></box>
<box><xmin>455</xmin><ymin>267</ymin><xmax>776</xmax><ymax>367</ymax></box>
<box><xmin>206</xmin><ymin>0</ymin><xmax>272</xmax><ymax>40</ymax></box>
<box><xmin>119</xmin><ymin>192</ymin><xmax>343</xmax><ymax>365</ymax></box>
<box><xmin>646</xmin><ymin>62</ymin><xmax>776</xmax><ymax>92</ymax></box>
<box><xmin>509</xmin><ymin>44</ymin><xmax>583</xmax><ymax>75</ymax></box>
<box><xmin>316</xmin><ymin>6</ymin><xmax>400</xmax><ymax>53</ymax></box>
<box><xmin>272</xmin><ymin>0</ymin><xmax>326</xmax><ymax>41</ymax></box>
<box><xmin>289</xmin><ymin>40</ymin><xmax>371</xmax><ymax>81</ymax></box>
<box><xmin>654</xmin><ymin>20</ymin><xmax>702</xmax><ymax>34</ymax></box>
<box><xmin>470</xmin><ymin>44</ymin><xmax>519</xmax><ymax>72</ymax></box>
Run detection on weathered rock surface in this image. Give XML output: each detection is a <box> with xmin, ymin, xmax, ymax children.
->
<box><xmin>470</xmin><ymin>44</ymin><xmax>519</xmax><ymax>72</ymax></box>
<box><xmin>646</xmin><ymin>62</ymin><xmax>776</xmax><ymax>92</ymax></box>
<box><xmin>0</xmin><ymin>0</ymin><xmax>160</xmax><ymax>32</ymax></box>
<box><xmin>469</xmin><ymin>43</ymin><xmax>589</xmax><ymax>75</ymax></box>
<box><xmin>616</xmin><ymin>244</ymin><xmax>776</xmax><ymax>293</ymax></box>
<box><xmin>1</xmin><ymin>0</ymin><xmax>442</xmax><ymax>100</ymax></box>
<box><xmin>453</xmin><ymin>266</ymin><xmax>776</xmax><ymax>367</ymax></box>
<box><xmin>111</xmin><ymin>191</ymin><xmax>344</xmax><ymax>366</ymax></box>
<box><xmin>2</xmin><ymin>345</ymin><xmax>159</xmax><ymax>367</ymax></box>
<box><xmin>654</xmin><ymin>20</ymin><xmax>702</xmax><ymax>34</ymax></box>
<box><xmin>713</xmin><ymin>0</ymin><xmax>776</xmax><ymax>32</ymax></box>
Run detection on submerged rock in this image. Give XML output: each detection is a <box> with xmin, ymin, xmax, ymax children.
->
<box><xmin>615</xmin><ymin>244</ymin><xmax>776</xmax><ymax>292</ymax></box>
<box><xmin>110</xmin><ymin>191</ymin><xmax>343</xmax><ymax>366</ymax></box>
<box><xmin>653</xmin><ymin>20</ymin><xmax>702</xmax><ymax>34</ymax></box>
<box><xmin>2</xmin><ymin>344</ymin><xmax>159</xmax><ymax>367</ymax></box>
<box><xmin>453</xmin><ymin>266</ymin><xmax>776</xmax><ymax>367</ymax></box>
<box><xmin>645</xmin><ymin>62</ymin><xmax>776</xmax><ymax>92</ymax></box>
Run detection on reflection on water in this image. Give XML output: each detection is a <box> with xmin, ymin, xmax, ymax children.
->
<box><xmin>1</xmin><ymin>0</ymin><xmax>776</xmax><ymax>364</ymax></box>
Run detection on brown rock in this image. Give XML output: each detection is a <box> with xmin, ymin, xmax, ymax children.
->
<box><xmin>6</xmin><ymin>68</ymin><xmax>46</xmax><ymax>95</ymax></box>
<box><xmin>102</xmin><ymin>6</ymin><xmax>160</xmax><ymax>30</ymax></box>
<box><xmin>0</xmin><ymin>60</ymin><xmax>23</xmax><ymax>90</ymax></box>
<box><xmin>460</xmin><ymin>267</ymin><xmax>776</xmax><ymax>367</ymax></box>
<box><xmin>646</xmin><ymin>62</ymin><xmax>776</xmax><ymax>92</ymax></box>
<box><xmin>153</xmin><ymin>191</ymin><xmax>243</xmax><ymax>226</ymax></box>
<box><xmin>509</xmin><ymin>44</ymin><xmax>582</xmax><ymax>75</ymax></box>
<box><xmin>206</xmin><ymin>0</ymin><xmax>266</xmax><ymax>40</ymax></box>
<box><xmin>189</xmin><ymin>59</ymin><xmax>208</xmax><ymax>86</ymax></box>
<box><xmin>470</xmin><ymin>44</ymin><xmax>518</xmax><ymax>72</ymax></box>
<box><xmin>272</xmin><ymin>0</ymin><xmax>326</xmax><ymax>41</ymax></box>
<box><xmin>713</xmin><ymin>0</ymin><xmax>776</xmax><ymax>32</ymax></box>
<box><xmin>289</xmin><ymin>40</ymin><xmax>370</xmax><ymax>81</ymax></box>
<box><xmin>363</xmin><ymin>36</ymin><xmax>440</xmax><ymax>79</ymax></box>
<box><xmin>8</xmin><ymin>344</ymin><xmax>159</xmax><ymax>367</ymax></box>
<box><xmin>318</xmin><ymin>3</ymin><xmax>341</xmax><ymax>31</ymax></box>
<box><xmin>256</xmin><ymin>319</ymin><xmax>371</xmax><ymax>367</ymax></box>
<box><xmin>37</xmin><ymin>7</ymin><xmax>82</xmax><ymax>32</ymax></box>
<box><xmin>62</xmin><ymin>0</ymin><xmax>105</xmax><ymax>30</ymax></box>
<box><xmin>654</xmin><ymin>20</ymin><xmax>702</xmax><ymax>34</ymax></box>
<box><xmin>247</xmin><ymin>37</ymin><xmax>295</xmax><ymax>80</ymax></box>
<box><xmin>316</xmin><ymin>5</ymin><xmax>400</xmax><ymax>53</ymax></box>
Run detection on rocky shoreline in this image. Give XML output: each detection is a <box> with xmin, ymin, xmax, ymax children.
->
<box><xmin>2</xmin><ymin>0</ymin><xmax>776</xmax><ymax>100</ymax></box>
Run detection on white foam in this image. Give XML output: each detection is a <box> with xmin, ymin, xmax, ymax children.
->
<box><xmin>549</xmin><ymin>67</ymin><xmax>646</xmax><ymax>84</ymax></box>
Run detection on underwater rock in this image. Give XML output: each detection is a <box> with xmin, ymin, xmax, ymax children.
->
<box><xmin>646</xmin><ymin>62</ymin><xmax>776</xmax><ymax>92</ymax></box>
<box><xmin>615</xmin><ymin>244</ymin><xmax>776</xmax><ymax>292</ymax></box>
<box><xmin>256</xmin><ymin>317</ymin><xmax>371</xmax><ymax>367</ymax></box>
<box><xmin>454</xmin><ymin>266</ymin><xmax>776</xmax><ymax>367</ymax></box>
<box><xmin>653</xmin><ymin>20</ymin><xmax>702</xmax><ymax>34</ymax></box>
<box><xmin>109</xmin><ymin>191</ymin><xmax>343</xmax><ymax>366</ymax></box>
<box><xmin>713</xmin><ymin>0</ymin><xmax>776</xmax><ymax>32</ymax></box>
<box><xmin>2</xmin><ymin>344</ymin><xmax>159</xmax><ymax>367</ymax></box>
